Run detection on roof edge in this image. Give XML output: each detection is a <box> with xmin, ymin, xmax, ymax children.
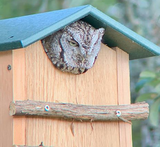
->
<box><xmin>0</xmin><ymin>41</ymin><xmax>23</xmax><ymax>51</ymax></box>
<box><xmin>89</xmin><ymin>7</ymin><xmax>160</xmax><ymax>57</ymax></box>
<box><xmin>22</xmin><ymin>5</ymin><xmax>93</xmax><ymax>48</ymax></box>
<box><xmin>0</xmin><ymin>5</ymin><xmax>92</xmax><ymax>51</ymax></box>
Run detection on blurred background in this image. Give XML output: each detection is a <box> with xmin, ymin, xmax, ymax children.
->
<box><xmin>1</xmin><ymin>0</ymin><xmax>160</xmax><ymax>146</ymax></box>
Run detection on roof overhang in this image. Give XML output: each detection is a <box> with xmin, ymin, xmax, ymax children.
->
<box><xmin>0</xmin><ymin>5</ymin><xmax>160</xmax><ymax>59</ymax></box>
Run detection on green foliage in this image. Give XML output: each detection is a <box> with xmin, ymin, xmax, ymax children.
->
<box><xmin>149</xmin><ymin>97</ymin><xmax>160</xmax><ymax>127</ymax></box>
<box><xmin>136</xmin><ymin>93</ymin><xmax>158</xmax><ymax>102</ymax></box>
<box><xmin>1</xmin><ymin>0</ymin><xmax>159</xmax><ymax>145</ymax></box>
<box><xmin>136</xmin><ymin>70</ymin><xmax>160</xmax><ymax>127</ymax></box>
<box><xmin>0</xmin><ymin>0</ymin><xmax>116</xmax><ymax>19</ymax></box>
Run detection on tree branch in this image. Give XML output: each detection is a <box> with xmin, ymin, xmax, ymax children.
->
<box><xmin>10</xmin><ymin>100</ymin><xmax>149</xmax><ymax>122</ymax></box>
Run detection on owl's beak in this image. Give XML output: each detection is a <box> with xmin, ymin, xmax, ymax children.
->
<box><xmin>82</xmin><ymin>58</ymin><xmax>86</xmax><ymax>63</ymax></box>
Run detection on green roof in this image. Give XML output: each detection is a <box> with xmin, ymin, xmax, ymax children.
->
<box><xmin>0</xmin><ymin>5</ymin><xmax>160</xmax><ymax>60</ymax></box>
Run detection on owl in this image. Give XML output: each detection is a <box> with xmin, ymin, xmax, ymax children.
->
<box><xmin>41</xmin><ymin>20</ymin><xmax>105</xmax><ymax>74</ymax></box>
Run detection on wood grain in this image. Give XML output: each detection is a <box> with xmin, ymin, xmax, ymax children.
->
<box><xmin>116</xmin><ymin>47</ymin><xmax>132</xmax><ymax>147</ymax></box>
<box><xmin>11</xmin><ymin>42</ymin><xmax>134</xmax><ymax>147</ymax></box>
<box><xmin>12</xmin><ymin>49</ymin><xmax>26</xmax><ymax>145</ymax></box>
<box><xmin>23</xmin><ymin>41</ymin><xmax>119</xmax><ymax>147</ymax></box>
<box><xmin>0</xmin><ymin>51</ymin><xmax>13</xmax><ymax>147</ymax></box>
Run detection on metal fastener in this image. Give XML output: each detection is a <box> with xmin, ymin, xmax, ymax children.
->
<box><xmin>44</xmin><ymin>105</ymin><xmax>50</xmax><ymax>111</ymax></box>
<box><xmin>116</xmin><ymin>110</ymin><xmax>121</xmax><ymax>117</ymax></box>
<box><xmin>7</xmin><ymin>65</ymin><xmax>12</xmax><ymax>70</ymax></box>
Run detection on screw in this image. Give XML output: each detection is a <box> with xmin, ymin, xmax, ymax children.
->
<box><xmin>116</xmin><ymin>110</ymin><xmax>121</xmax><ymax>117</ymax></box>
<box><xmin>44</xmin><ymin>105</ymin><xmax>50</xmax><ymax>111</ymax></box>
<box><xmin>7</xmin><ymin>65</ymin><xmax>12</xmax><ymax>70</ymax></box>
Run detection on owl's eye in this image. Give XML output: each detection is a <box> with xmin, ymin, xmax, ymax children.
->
<box><xmin>69</xmin><ymin>40</ymin><xmax>79</xmax><ymax>47</ymax></box>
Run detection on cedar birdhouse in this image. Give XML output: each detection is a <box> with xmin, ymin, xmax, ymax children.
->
<box><xmin>0</xmin><ymin>5</ymin><xmax>160</xmax><ymax>147</ymax></box>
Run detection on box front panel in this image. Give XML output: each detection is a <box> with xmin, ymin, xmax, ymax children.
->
<box><xmin>13</xmin><ymin>41</ymin><xmax>131</xmax><ymax>147</ymax></box>
<box><xmin>24</xmin><ymin>41</ymin><xmax>119</xmax><ymax>147</ymax></box>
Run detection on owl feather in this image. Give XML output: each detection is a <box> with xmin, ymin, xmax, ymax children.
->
<box><xmin>41</xmin><ymin>21</ymin><xmax>105</xmax><ymax>74</ymax></box>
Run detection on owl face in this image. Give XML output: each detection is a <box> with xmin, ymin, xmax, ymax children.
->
<box><xmin>42</xmin><ymin>21</ymin><xmax>105</xmax><ymax>74</ymax></box>
<box><xmin>60</xmin><ymin>21</ymin><xmax>105</xmax><ymax>69</ymax></box>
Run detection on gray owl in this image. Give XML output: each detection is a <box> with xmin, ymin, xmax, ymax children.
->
<box><xmin>41</xmin><ymin>21</ymin><xmax>105</xmax><ymax>74</ymax></box>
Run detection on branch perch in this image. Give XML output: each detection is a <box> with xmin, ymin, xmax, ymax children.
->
<box><xmin>10</xmin><ymin>100</ymin><xmax>149</xmax><ymax>122</ymax></box>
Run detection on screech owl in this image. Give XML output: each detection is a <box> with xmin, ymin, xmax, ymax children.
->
<box><xmin>41</xmin><ymin>21</ymin><xmax>105</xmax><ymax>74</ymax></box>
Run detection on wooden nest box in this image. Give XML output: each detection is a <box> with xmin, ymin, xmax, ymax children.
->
<box><xmin>0</xmin><ymin>5</ymin><xmax>160</xmax><ymax>147</ymax></box>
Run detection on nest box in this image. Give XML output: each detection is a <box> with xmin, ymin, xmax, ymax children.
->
<box><xmin>0</xmin><ymin>5</ymin><xmax>159</xmax><ymax>147</ymax></box>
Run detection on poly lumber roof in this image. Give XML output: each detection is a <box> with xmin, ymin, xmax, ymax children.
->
<box><xmin>0</xmin><ymin>5</ymin><xmax>160</xmax><ymax>60</ymax></box>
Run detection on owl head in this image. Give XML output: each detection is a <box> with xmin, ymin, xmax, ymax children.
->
<box><xmin>42</xmin><ymin>21</ymin><xmax>105</xmax><ymax>74</ymax></box>
<box><xmin>59</xmin><ymin>21</ymin><xmax>105</xmax><ymax>73</ymax></box>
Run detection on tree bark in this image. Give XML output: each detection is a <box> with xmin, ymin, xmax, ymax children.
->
<box><xmin>10</xmin><ymin>100</ymin><xmax>149</xmax><ymax>122</ymax></box>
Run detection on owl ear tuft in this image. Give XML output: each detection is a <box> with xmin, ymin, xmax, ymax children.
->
<box><xmin>98</xmin><ymin>28</ymin><xmax>105</xmax><ymax>36</ymax></box>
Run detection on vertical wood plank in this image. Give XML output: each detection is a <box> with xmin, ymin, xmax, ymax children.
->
<box><xmin>13</xmin><ymin>49</ymin><xmax>26</xmax><ymax>145</ymax></box>
<box><xmin>24</xmin><ymin>41</ymin><xmax>120</xmax><ymax>147</ymax></box>
<box><xmin>116</xmin><ymin>47</ymin><xmax>132</xmax><ymax>147</ymax></box>
<box><xmin>0</xmin><ymin>51</ymin><xmax>13</xmax><ymax>147</ymax></box>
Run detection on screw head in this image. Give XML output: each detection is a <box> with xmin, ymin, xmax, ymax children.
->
<box><xmin>44</xmin><ymin>105</ymin><xmax>50</xmax><ymax>111</ymax></box>
<box><xmin>7</xmin><ymin>65</ymin><xmax>12</xmax><ymax>70</ymax></box>
<box><xmin>116</xmin><ymin>110</ymin><xmax>121</xmax><ymax>117</ymax></box>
